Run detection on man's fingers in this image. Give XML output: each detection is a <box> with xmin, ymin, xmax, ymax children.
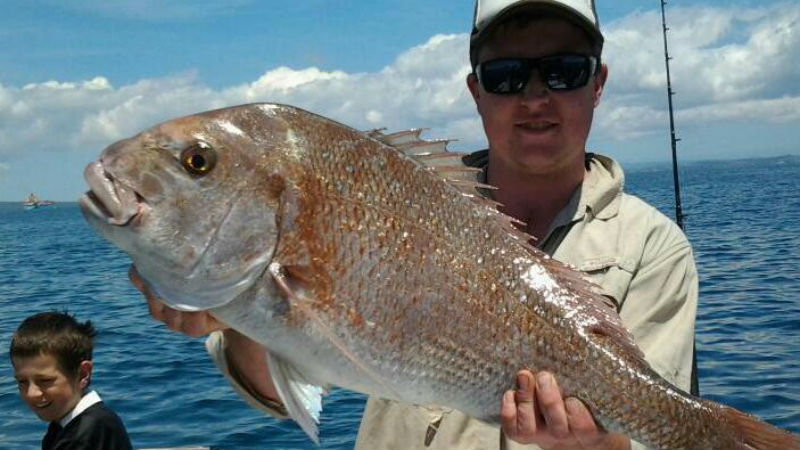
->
<box><xmin>535</xmin><ymin>371</ymin><xmax>570</xmax><ymax>439</ymax></box>
<box><xmin>501</xmin><ymin>389</ymin><xmax>518</xmax><ymax>432</ymax></box>
<box><xmin>145</xmin><ymin>295</ymin><xmax>166</xmax><ymax>321</ymax></box>
<box><xmin>181</xmin><ymin>313</ymin><xmax>211</xmax><ymax>337</ymax></box>
<box><xmin>501</xmin><ymin>370</ymin><xmax>538</xmax><ymax>442</ymax></box>
<box><xmin>130</xmin><ymin>264</ymin><xmax>227</xmax><ymax>337</ymax></box>
<box><xmin>513</xmin><ymin>370</ymin><xmax>537</xmax><ymax>435</ymax></box>
<box><xmin>129</xmin><ymin>265</ymin><xmax>146</xmax><ymax>292</ymax></box>
<box><xmin>130</xmin><ymin>265</ymin><xmax>159</xmax><ymax>303</ymax></box>
<box><xmin>565</xmin><ymin>397</ymin><xmax>603</xmax><ymax>447</ymax></box>
<box><xmin>132</xmin><ymin>266</ymin><xmax>168</xmax><ymax>321</ymax></box>
<box><xmin>161</xmin><ymin>305</ymin><xmax>182</xmax><ymax>331</ymax></box>
<box><xmin>502</xmin><ymin>371</ymin><xmax>610</xmax><ymax>448</ymax></box>
<box><xmin>183</xmin><ymin>311</ymin><xmax>226</xmax><ymax>337</ymax></box>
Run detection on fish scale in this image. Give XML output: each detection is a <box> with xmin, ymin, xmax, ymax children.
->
<box><xmin>273</xmin><ymin>109</ymin><xmax>706</xmax><ymax>441</ymax></box>
<box><xmin>273</xmin><ymin>118</ymin><xmax>549</xmax><ymax>414</ymax></box>
<box><xmin>80</xmin><ymin>103</ymin><xmax>799</xmax><ymax>449</ymax></box>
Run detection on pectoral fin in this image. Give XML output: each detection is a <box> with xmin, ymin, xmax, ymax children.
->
<box><xmin>267</xmin><ymin>351</ymin><xmax>326</xmax><ymax>444</ymax></box>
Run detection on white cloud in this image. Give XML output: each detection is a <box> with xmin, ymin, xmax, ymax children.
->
<box><xmin>218</xmin><ymin>34</ymin><xmax>478</xmax><ymax>146</ymax></box>
<box><xmin>681</xmin><ymin>96</ymin><xmax>800</xmax><ymax>124</ymax></box>
<box><xmin>0</xmin><ymin>32</ymin><xmax>478</xmax><ymax>160</ymax></box>
<box><xmin>245</xmin><ymin>67</ymin><xmax>350</xmax><ymax>93</ymax></box>
<box><xmin>598</xmin><ymin>4</ymin><xmax>800</xmax><ymax>140</ymax></box>
<box><xmin>0</xmin><ymin>4</ymin><xmax>797</xmax><ymax>164</ymax></box>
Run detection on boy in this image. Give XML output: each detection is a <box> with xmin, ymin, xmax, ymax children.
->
<box><xmin>10</xmin><ymin>311</ymin><xmax>133</xmax><ymax>450</ymax></box>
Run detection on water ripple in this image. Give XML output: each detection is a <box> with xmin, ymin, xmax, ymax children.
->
<box><xmin>1</xmin><ymin>156</ymin><xmax>798</xmax><ymax>448</ymax></box>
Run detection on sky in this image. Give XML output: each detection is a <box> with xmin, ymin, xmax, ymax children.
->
<box><xmin>1</xmin><ymin>0</ymin><xmax>798</xmax><ymax>201</ymax></box>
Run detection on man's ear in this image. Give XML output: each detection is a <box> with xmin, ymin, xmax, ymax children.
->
<box><xmin>78</xmin><ymin>360</ymin><xmax>93</xmax><ymax>390</ymax></box>
<box><xmin>593</xmin><ymin>63</ymin><xmax>609</xmax><ymax>107</ymax></box>
<box><xmin>467</xmin><ymin>72</ymin><xmax>481</xmax><ymax>102</ymax></box>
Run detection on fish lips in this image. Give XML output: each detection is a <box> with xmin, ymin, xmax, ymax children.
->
<box><xmin>80</xmin><ymin>161</ymin><xmax>144</xmax><ymax>227</ymax></box>
<box><xmin>79</xmin><ymin>159</ymin><xmax>274</xmax><ymax>312</ymax></box>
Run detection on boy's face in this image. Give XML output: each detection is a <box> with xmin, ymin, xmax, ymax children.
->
<box><xmin>12</xmin><ymin>353</ymin><xmax>89</xmax><ymax>423</ymax></box>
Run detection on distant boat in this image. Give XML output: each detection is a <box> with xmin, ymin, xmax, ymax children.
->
<box><xmin>23</xmin><ymin>193</ymin><xmax>54</xmax><ymax>210</ymax></box>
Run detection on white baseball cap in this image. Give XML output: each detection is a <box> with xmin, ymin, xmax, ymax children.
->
<box><xmin>470</xmin><ymin>0</ymin><xmax>604</xmax><ymax>66</ymax></box>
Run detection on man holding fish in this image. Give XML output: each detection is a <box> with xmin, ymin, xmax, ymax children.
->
<box><xmin>129</xmin><ymin>0</ymin><xmax>701</xmax><ymax>448</ymax></box>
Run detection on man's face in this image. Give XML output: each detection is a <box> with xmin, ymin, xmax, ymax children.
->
<box><xmin>467</xmin><ymin>17</ymin><xmax>607</xmax><ymax>176</ymax></box>
<box><xmin>12</xmin><ymin>353</ymin><xmax>88</xmax><ymax>422</ymax></box>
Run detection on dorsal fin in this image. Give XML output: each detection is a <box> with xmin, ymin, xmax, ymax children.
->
<box><xmin>365</xmin><ymin>128</ymin><xmax>387</xmax><ymax>139</ymax></box>
<box><xmin>368</xmin><ymin>128</ymin><xmax>488</xmax><ymax>196</ymax></box>
<box><xmin>374</xmin><ymin>128</ymin><xmax>425</xmax><ymax>146</ymax></box>
<box><xmin>395</xmin><ymin>139</ymin><xmax>451</xmax><ymax>156</ymax></box>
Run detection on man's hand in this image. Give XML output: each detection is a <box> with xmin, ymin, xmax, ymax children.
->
<box><xmin>501</xmin><ymin>370</ymin><xmax>630</xmax><ymax>450</ymax></box>
<box><xmin>129</xmin><ymin>265</ymin><xmax>227</xmax><ymax>337</ymax></box>
<box><xmin>129</xmin><ymin>265</ymin><xmax>282</xmax><ymax>402</ymax></box>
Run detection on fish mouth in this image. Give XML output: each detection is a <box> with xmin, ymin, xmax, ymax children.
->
<box><xmin>80</xmin><ymin>161</ymin><xmax>145</xmax><ymax>226</ymax></box>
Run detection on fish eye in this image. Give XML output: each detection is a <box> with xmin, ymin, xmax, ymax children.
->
<box><xmin>180</xmin><ymin>141</ymin><xmax>217</xmax><ymax>176</ymax></box>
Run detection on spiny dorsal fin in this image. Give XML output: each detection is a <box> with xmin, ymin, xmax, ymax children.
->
<box><xmin>395</xmin><ymin>139</ymin><xmax>451</xmax><ymax>156</ymax></box>
<box><xmin>374</xmin><ymin>128</ymin><xmax>425</xmax><ymax>146</ymax></box>
<box><xmin>367</xmin><ymin>128</ymin><xmax>488</xmax><ymax>197</ymax></box>
<box><xmin>365</xmin><ymin>128</ymin><xmax>387</xmax><ymax>139</ymax></box>
<box><xmin>371</xmin><ymin>128</ymin><xmax>536</xmax><ymax>247</ymax></box>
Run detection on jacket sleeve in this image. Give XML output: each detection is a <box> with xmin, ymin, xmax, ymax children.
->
<box><xmin>205</xmin><ymin>331</ymin><xmax>289</xmax><ymax>419</ymax></box>
<box><xmin>619</xmin><ymin>217</ymin><xmax>699</xmax><ymax>450</ymax></box>
<box><xmin>618</xmin><ymin>221</ymin><xmax>699</xmax><ymax>392</ymax></box>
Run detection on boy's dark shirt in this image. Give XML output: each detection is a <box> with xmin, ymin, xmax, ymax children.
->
<box><xmin>42</xmin><ymin>402</ymin><xmax>132</xmax><ymax>450</ymax></box>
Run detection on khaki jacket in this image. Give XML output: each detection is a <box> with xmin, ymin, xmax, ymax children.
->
<box><xmin>207</xmin><ymin>153</ymin><xmax>699</xmax><ymax>450</ymax></box>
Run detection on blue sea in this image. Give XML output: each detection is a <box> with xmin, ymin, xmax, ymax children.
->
<box><xmin>1</xmin><ymin>155</ymin><xmax>798</xmax><ymax>449</ymax></box>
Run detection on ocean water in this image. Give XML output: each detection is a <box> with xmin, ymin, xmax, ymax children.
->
<box><xmin>1</xmin><ymin>155</ymin><xmax>798</xmax><ymax>449</ymax></box>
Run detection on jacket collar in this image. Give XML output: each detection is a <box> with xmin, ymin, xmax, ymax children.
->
<box><xmin>462</xmin><ymin>150</ymin><xmax>625</xmax><ymax>223</ymax></box>
<box><xmin>577</xmin><ymin>153</ymin><xmax>624</xmax><ymax>221</ymax></box>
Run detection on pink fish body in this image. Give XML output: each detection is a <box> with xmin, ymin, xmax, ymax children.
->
<box><xmin>81</xmin><ymin>103</ymin><xmax>799</xmax><ymax>449</ymax></box>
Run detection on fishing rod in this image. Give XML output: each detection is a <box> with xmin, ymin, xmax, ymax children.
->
<box><xmin>660</xmin><ymin>0</ymin><xmax>684</xmax><ymax>230</ymax></box>
<box><xmin>660</xmin><ymin>0</ymin><xmax>698</xmax><ymax>397</ymax></box>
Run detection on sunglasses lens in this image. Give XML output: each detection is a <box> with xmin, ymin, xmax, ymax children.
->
<box><xmin>479</xmin><ymin>59</ymin><xmax>531</xmax><ymax>94</ymax></box>
<box><xmin>478</xmin><ymin>55</ymin><xmax>595</xmax><ymax>94</ymax></box>
<box><xmin>539</xmin><ymin>55</ymin><xmax>593</xmax><ymax>91</ymax></box>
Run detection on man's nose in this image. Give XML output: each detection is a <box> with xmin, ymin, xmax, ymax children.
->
<box><xmin>521</xmin><ymin>70</ymin><xmax>550</xmax><ymax>102</ymax></box>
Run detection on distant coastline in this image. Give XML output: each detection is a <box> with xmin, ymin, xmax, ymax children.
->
<box><xmin>605</xmin><ymin>153</ymin><xmax>799</xmax><ymax>172</ymax></box>
<box><xmin>1</xmin><ymin>154</ymin><xmax>798</xmax><ymax>203</ymax></box>
<box><xmin>684</xmin><ymin>153</ymin><xmax>798</xmax><ymax>165</ymax></box>
<box><xmin>0</xmin><ymin>200</ymin><xmax>76</xmax><ymax>205</ymax></box>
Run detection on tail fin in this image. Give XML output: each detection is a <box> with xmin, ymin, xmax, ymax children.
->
<box><xmin>724</xmin><ymin>406</ymin><xmax>799</xmax><ymax>450</ymax></box>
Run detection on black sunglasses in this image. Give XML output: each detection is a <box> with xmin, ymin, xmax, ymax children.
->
<box><xmin>476</xmin><ymin>54</ymin><xmax>598</xmax><ymax>95</ymax></box>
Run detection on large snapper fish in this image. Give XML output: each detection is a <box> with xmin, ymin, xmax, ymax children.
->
<box><xmin>80</xmin><ymin>103</ymin><xmax>798</xmax><ymax>449</ymax></box>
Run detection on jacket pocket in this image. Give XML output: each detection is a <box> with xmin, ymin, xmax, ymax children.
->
<box><xmin>576</xmin><ymin>256</ymin><xmax>635</xmax><ymax>312</ymax></box>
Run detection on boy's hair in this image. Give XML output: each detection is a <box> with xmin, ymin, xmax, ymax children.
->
<box><xmin>9</xmin><ymin>311</ymin><xmax>97</xmax><ymax>381</ymax></box>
